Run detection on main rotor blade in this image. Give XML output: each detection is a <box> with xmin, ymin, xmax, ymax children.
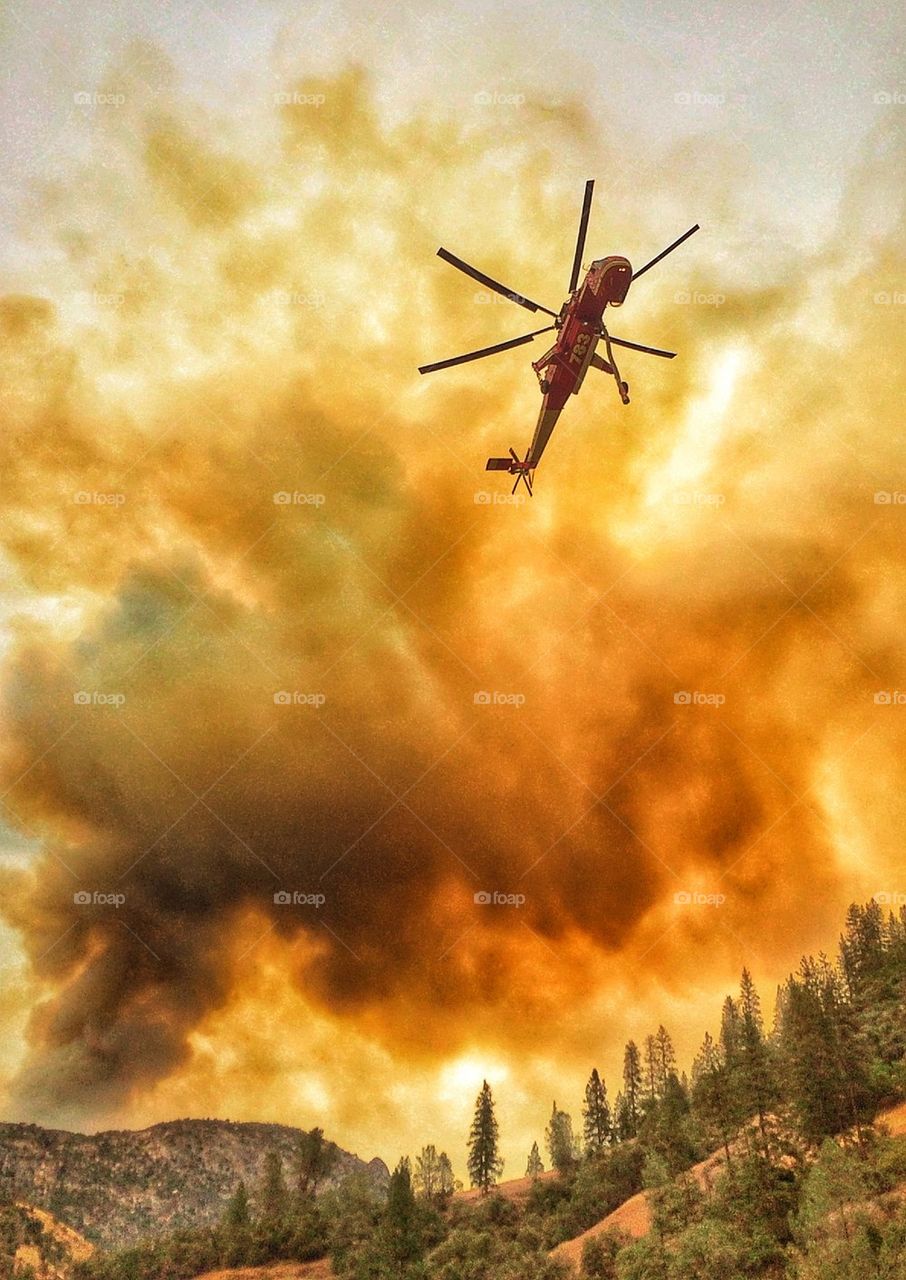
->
<box><xmin>608</xmin><ymin>335</ymin><xmax>677</xmax><ymax>359</ymax></box>
<box><xmin>631</xmin><ymin>224</ymin><xmax>700</xmax><ymax>281</ymax></box>
<box><xmin>418</xmin><ymin>326</ymin><xmax>556</xmax><ymax>375</ymax></box>
<box><xmin>436</xmin><ymin>248</ymin><xmax>558</xmax><ymax>318</ymax></box>
<box><xmin>568</xmin><ymin>179</ymin><xmax>595</xmax><ymax>293</ymax></box>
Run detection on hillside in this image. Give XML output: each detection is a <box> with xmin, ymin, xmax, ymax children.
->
<box><xmin>549</xmin><ymin>1100</ymin><xmax>906</xmax><ymax>1273</ymax></box>
<box><xmin>881</xmin><ymin>1100</ymin><xmax>906</xmax><ymax>1137</ymax></box>
<box><xmin>549</xmin><ymin>1148</ymin><xmax>730</xmax><ymax>1270</ymax></box>
<box><xmin>0</xmin><ymin>1200</ymin><xmax>93</xmax><ymax>1279</ymax></box>
<box><xmin>0</xmin><ymin>1119</ymin><xmax>388</xmax><ymax>1248</ymax></box>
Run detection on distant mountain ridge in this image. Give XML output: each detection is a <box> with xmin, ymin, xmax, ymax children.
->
<box><xmin>0</xmin><ymin>1118</ymin><xmax>389</xmax><ymax>1247</ymax></box>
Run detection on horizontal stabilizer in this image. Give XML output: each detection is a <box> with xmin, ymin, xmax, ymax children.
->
<box><xmin>486</xmin><ymin>457</ymin><xmax>513</xmax><ymax>471</ymax></box>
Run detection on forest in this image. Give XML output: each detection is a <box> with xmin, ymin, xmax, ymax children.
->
<box><xmin>11</xmin><ymin>897</ymin><xmax>904</xmax><ymax>1280</ymax></box>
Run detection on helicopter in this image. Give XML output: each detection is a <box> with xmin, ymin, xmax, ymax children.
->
<box><xmin>418</xmin><ymin>180</ymin><xmax>699</xmax><ymax>495</ymax></box>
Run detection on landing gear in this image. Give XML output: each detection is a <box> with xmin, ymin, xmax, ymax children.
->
<box><xmin>599</xmin><ymin>325</ymin><xmax>631</xmax><ymax>407</ymax></box>
<box><xmin>532</xmin><ymin>343</ymin><xmax>558</xmax><ymax>392</ymax></box>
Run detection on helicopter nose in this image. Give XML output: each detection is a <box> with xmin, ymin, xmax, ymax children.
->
<box><xmin>606</xmin><ymin>264</ymin><xmax>632</xmax><ymax>306</ymax></box>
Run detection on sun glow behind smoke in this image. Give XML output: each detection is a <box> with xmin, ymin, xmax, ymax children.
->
<box><xmin>625</xmin><ymin>346</ymin><xmax>745</xmax><ymax>542</ymax></box>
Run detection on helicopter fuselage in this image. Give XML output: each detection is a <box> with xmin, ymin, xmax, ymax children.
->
<box><xmin>523</xmin><ymin>257</ymin><xmax>633</xmax><ymax>464</ymax></box>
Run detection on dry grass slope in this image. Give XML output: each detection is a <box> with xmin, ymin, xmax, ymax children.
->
<box><xmin>453</xmin><ymin>1168</ymin><xmax>559</xmax><ymax>1204</ymax></box>
<box><xmin>196</xmin><ymin>1262</ymin><xmax>334</xmax><ymax>1280</ymax></box>
<box><xmin>549</xmin><ymin>1149</ymin><xmax>730</xmax><ymax>1272</ymax></box>
<box><xmin>24</xmin><ymin>1205</ymin><xmax>95</xmax><ymax>1262</ymax></box>
<box><xmin>549</xmin><ymin>1100</ymin><xmax>906</xmax><ymax>1273</ymax></box>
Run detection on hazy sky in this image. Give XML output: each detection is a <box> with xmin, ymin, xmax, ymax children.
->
<box><xmin>1</xmin><ymin>0</ymin><xmax>905</xmax><ymax>1179</ymax></box>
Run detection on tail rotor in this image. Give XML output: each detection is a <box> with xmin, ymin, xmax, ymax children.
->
<box><xmin>486</xmin><ymin>448</ymin><xmax>534</xmax><ymax>497</ymax></box>
<box><xmin>509</xmin><ymin>448</ymin><xmax>534</xmax><ymax>497</ymax></box>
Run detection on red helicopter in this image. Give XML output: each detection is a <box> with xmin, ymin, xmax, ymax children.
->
<box><xmin>419</xmin><ymin>180</ymin><xmax>699</xmax><ymax>495</ymax></box>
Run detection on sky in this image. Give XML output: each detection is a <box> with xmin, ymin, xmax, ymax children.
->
<box><xmin>1</xmin><ymin>0</ymin><xmax>905</xmax><ymax>1181</ymax></box>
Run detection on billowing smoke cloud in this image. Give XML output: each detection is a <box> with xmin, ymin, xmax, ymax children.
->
<box><xmin>2</xmin><ymin>46</ymin><xmax>906</xmax><ymax>1149</ymax></box>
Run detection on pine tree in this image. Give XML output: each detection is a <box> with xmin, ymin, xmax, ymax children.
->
<box><xmin>691</xmin><ymin>1031</ymin><xmax>741</xmax><ymax>1165</ymax></box>
<box><xmin>778</xmin><ymin>968</ymin><xmax>836</xmax><ymax>1143</ymax></box>
<box><xmin>525</xmin><ymin>1141</ymin><xmax>544</xmax><ymax>1179</ymax></box>
<box><xmin>655</xmin><ymin>1026</ymin><xmax>677</xmax><ymax>1092</ymax></box>
<box><xmin>467</xmin><ymin>1080</ymin><xmax>504</xmax><ymax>1194</ymax></box>
<box><xmin>719</xmin><ymin>995</ymin><xmax>742</xmax><ymax>1067</ymax></box>
<box><xmin>380</xmin><ymin>1158</ymin><xmax>422</xmax><ymax>1268</ymax></box>
<box><xmin>839</xmin><ymin>900</ymin><xmax>886</xmax><ymax>1002</ymax></box>
<box><xmin>644</xmin><ymin>1035</ymin><xmax>659</xmax><ymax>1102</ymax></box>
<box><xmin>777</xmin><ymin>956</ymin><xmax>874</xmax><ymax>1147</ymax></box>
<box><xmin>437</xmin><ymin>1151</ymin><xmax>455</xmax><ymax>1197</ymax></box>
<box><xmin>294</xmin><ymin>1127</ymin><xmax>337</xmax><ymax>1200</ymax></box>
<box><xmin>582</xmin><ymin>1068</ymin><xmax>612</xmax><ymax>1154</ymax></box>
<box><xmin>622</xmin><ymin>1041</ymin><xmax>643</xmax><ymax>1137</ymax></box>
<box><xmin>614</xmin><ymin>1090</ymin><xmax>633</xmax><ymax>1142</ymax></box>
<box><xmin>641</xmin><ymin>1028</ymin><xmax>676</xmax><ymax>1104</ymax></box>
<box><xmin>224</xmin><ymin>1180</ymin><xmax>251</xmax><ymax>1230</ymax></box>
<box><xmin>737</xmin><ymin>968</ymin><xmax>776</xmax><ymax>1149</ymax></box>
<box><xmin>414</xmin><ymin>1144</ymin><xmax>456</xmax><ymax>1201</ymax></box>
<box><xmin>641</xmin><ymin>1072</ymin><xmax>697</xmax><ymax>1175</ymax></box>
<box><xmin>546</xmin><ymin>1100</ymin><xmax>577</xmax><ymax>1175</ymax></box>
<box><xmin>413</xmin><ymin>1145</ymin><xmax>441</xmax><ymax>1199</ymax></box>
<box><xmin>258</xmin><ymin>1151</ymin><xmax>289</xmax><ymax>1222</ymax></box>
<box><xmin>885</xmin><ymin>904</ymin><xmax>906</xmax><ymax>959</ymax></box>
<box><xmin>770</xmin><ymin>982</ymin><xmax>787</xmax><ymax>1041</ymax></box>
